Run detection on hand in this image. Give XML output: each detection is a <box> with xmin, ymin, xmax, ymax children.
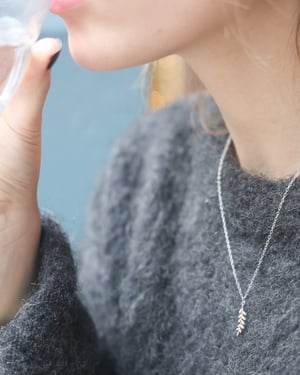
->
<box><xmin>0</xmin><ymin>38</ymin><xmax>62</xmax><ymax>324</ymax></box>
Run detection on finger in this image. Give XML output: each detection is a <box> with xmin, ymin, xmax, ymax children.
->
<box><xmin>2</xmin><ymin>38</ymin><xmax>62</xmax><ymax>133</ymax></box>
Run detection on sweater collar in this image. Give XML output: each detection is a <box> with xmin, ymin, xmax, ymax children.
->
<box><xmin>212</xmin><ymin>131</ymin><xmax>300</xmax><ymax>244</ymax></box>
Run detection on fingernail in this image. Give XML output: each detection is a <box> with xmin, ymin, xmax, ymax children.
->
<box><xmin>47</xmin><ymin>50</ymin><xmax>61</xmax><ymax>70</ymax></box>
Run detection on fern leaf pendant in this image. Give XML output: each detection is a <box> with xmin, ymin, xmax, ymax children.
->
<box><xmin>236</xmin><ymin>305</ymin><xmax>247</xmax><ymax>336</ymax></box>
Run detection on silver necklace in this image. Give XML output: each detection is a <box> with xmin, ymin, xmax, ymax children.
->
<box><xmin>217</xmin><ymin>135</ymin><xmax>300</xmax><ymax>336</ymax></box>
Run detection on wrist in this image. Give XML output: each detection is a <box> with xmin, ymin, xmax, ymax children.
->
<box><xmin>0</xmin><ymin>205</ymin><xmax>41</xmax><ymax>325</ymax></box>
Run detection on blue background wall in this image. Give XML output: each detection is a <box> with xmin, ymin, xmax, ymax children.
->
<box><xmin>38</xmin><ymin>15</ymin><xmax>144</xmax><ymax>245</ymax></box>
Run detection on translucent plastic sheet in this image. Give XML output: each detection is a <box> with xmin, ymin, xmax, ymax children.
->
<box><xmin>0</xmin><ymin>0</ymin><xmax>52</xmax><ymax>114</ymax></box>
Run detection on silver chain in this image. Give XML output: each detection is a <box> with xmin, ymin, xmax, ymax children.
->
<box><xmin>217</xmin><ymin>135</ymin><xmax>300</xmax><ymax>335</ymax></box>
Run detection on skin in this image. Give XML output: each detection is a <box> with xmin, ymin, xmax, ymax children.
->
<box><xmin>0</xmin><ymin>39</ymin><xmax>62</xmax><ymax>323</ymax></box>
<box><xmin>55</xmin><ymin>0</ymin><xmax>300</xmax><ymax>180</ymax></box>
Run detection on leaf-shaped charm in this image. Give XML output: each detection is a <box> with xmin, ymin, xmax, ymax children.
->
<box><xmin>236</xmin><ymin>306</ymin><xmax>247</xmax><ymax>336</ymax></box>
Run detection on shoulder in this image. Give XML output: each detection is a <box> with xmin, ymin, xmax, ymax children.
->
<box><xmin>78</xmin><ymin>92</ymin><xmax>225</xmax><ymax>337</ymax></box>
<box><xmin>83</xmin><ymin>93</ymin><xmax>203</xmax><ymax>243</ymax></box>
<box><xmin>92</xmin><ymin>91</ymin><xmax>225</xmax><ymax>198</ymax></box>
<box><xmin>110</xmin><ymin>92</ymin><xmax>199</xmax><ymax>158</ymax></box>
<box><xmin>112</xmin><ymin>91</ymin><xmax>225</xmax><ymax>162</ymax></box>
<box><xmin>92</xmin><ymin>92</ymin><xmax>198</xmax><ymax>186</ymax></box>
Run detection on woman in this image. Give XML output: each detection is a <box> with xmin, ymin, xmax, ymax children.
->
<box><xmin>0</xmin><ymin>0</ymin><xmax>298</xmax><ymax>373</ymax></box>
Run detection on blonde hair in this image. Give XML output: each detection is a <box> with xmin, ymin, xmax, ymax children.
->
<box><xmin>142</xmin><ymin>55</ymin><xmax>227</xmax><ymax>136</ymax></box>
<box><xmin>145</xmin><ymin>55</ymin><xmax>202</xmax><ymax>110</ymax></box>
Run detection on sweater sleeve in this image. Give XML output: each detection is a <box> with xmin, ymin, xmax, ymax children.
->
<box><xmin>0</xmin><ymin>213</ymin><xmax>104</xmax><ymax>374</ymax></box>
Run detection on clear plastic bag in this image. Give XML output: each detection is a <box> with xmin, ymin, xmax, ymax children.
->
<box><xmin>0</xmin><ymin>0</ymin><xmax>52</xmax><ymax>114</ymax></box>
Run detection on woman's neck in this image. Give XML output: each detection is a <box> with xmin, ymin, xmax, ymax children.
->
<box><xmin>179</xmin><ymin>1</ymin><xmax>300</xmax><ymax>180</ymax></box>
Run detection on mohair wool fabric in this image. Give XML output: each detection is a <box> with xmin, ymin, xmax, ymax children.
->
<box><xmin>0</xmin><ymin>93</ymin><xmax>299</xmax><ymax>374</ymax></box>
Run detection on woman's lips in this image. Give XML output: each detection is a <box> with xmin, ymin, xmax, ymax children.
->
<box><xmin>50</xmin><ymin>0</ymin><xmax>86</xmax><ymax>14</ymax></box>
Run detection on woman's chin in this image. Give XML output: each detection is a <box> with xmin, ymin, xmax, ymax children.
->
<box><xmin>68</xmin><ymin>45</ymin><xmax>147</xmax><ymax>72</ymax></box>
<box><xmin>68</xmin><ymin>39</ymin><xmax>127</xmax><ymax>71</ymax></box>
<box><xmin>69</xmin><ymin>47</ymin><xmax>98</xmax><ymax>70</ymax></box>
<box><xmin>66</xmin><ymin>29</ymin><xmax>168</xmax><ymax>71</ymax></box>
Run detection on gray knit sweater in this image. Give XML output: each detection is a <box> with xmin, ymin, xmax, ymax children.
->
<box><xmin>0</xmin><ymin>93</ymin><xmax>299</xmax><ymax>374</ymax></box>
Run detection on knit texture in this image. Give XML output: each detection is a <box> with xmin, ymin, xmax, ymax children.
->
<box><xmin>0</xmin><ymin>216</ymin><xmax>100</xmax><ymax>374</ymax></box>
<box><xmin>0</xmin><ymin>93</ymin><xmax>299</xmax><ymax>374</ymax></box>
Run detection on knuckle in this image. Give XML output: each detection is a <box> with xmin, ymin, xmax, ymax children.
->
<box><xmin>0</xmin><ymin>177</ymin><xmax>29</xmax><ymax>205</ymax></box>
<box><xmin>3</xmin><ymin>117</ymin><xmax>41</xmax><ymax>147</ymax></box>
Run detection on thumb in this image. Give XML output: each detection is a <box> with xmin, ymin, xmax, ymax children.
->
<box><xmin>1</xmin><ymin>38</ymin><xmax>62</xmax><ymax>142</ymax></box>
